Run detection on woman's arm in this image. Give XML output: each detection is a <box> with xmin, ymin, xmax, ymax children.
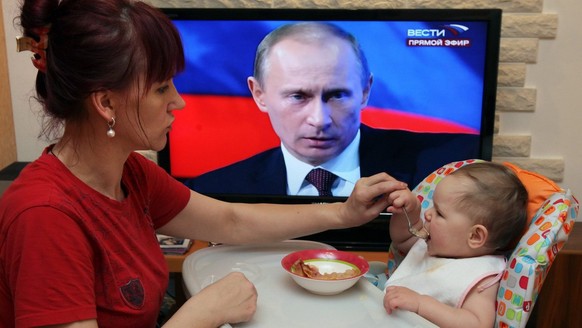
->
<box><xmin>41</xmin><ymin>319</ymin><xmax>98</xmax><ymax>328</ymax></box>
<box><xmin>158</xmin><ymin>173</ymin><xmax>407</xmax><ymax>244</ymax></box>
<box><xmin>162</xmin><ymin>272</ymin><xmax>257</xmax><ymax>328</ymax></box>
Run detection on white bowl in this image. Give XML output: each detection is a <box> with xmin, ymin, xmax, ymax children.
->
<box><xmin>281</xmin><ymin>249</ymin><xmax>369</xmax><ymax>295</ymax></box>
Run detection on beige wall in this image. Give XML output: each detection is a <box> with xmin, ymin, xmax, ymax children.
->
<box><xmin>2</xmin><ymin>0</ymin><xmax>581</xmax><ymax>200</ymax></box>
<box><xmin>0</xmin><ymin>1</ymin><xmax>17</xmax><ymax>169</ymax></box>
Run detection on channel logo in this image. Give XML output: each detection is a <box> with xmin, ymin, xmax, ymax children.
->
<box><xmin>406</xmin><ymin>24</ymin><xmax>472</xmax><ymax>47</ymax></box>
<box><xmin>443</xmin><ymin>24</ymin><xmax>470</xmax><ymax>36</ymax></box>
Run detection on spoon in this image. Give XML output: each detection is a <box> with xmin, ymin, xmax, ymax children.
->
<box><xmin>402</xmin><ymin>207</ymin><xmax>430</xmax><ymax>240</ymax></box>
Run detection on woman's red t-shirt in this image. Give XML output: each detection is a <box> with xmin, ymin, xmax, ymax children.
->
<box><xmin>0</xmin><ymin>149</ymin><xmax>190</xmax><ymax>327</ymax></box>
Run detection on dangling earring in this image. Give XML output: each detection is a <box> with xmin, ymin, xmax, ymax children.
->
<box><xmin>107</xmin><ymin>117</ymin><xmax>116</xmax><ymax>138</ymax></box>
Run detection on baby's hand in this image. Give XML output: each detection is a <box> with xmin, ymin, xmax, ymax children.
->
<box><xmin>385</xmin><ymin>188</ymin><xmax>417</xmax><ymax>214</ymax></box>
<box><xmin>383</xmin><ymin>285</ymin><xmax>422</xmax><ymax>314</ymax></box>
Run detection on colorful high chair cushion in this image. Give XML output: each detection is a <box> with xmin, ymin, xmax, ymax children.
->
<box><xmin>384</xmin><ymin>159</ymin><xmax>579</xmax><ymax>328</ymax></box>
<box><xmin>496</xmin><ymin>189</ymin><xmax>577</xmax><ymax>327</ymax></box>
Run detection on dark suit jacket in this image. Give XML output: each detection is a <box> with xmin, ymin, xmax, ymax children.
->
<box><xmin>185</xmin><ymin>125</ymin><xmax>480</xmax><ymax>195</ymax></box>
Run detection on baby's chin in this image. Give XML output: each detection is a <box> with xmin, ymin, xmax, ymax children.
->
<box><xmin>428</xmin><ymin>249</ymin><xmax>465</xmax><ymax>259</ymax></box>
<box><xmin>426</xmin><ymin>242</ymin><xmax>457</xmax><ymax>258</ymax></box>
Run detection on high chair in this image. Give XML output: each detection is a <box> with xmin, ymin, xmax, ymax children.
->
<box><xmin>382</xmin><ymin>159</ymin><xmax>579</xmax><ymax>328</ymax></box>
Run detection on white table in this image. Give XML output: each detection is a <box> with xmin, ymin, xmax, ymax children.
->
<box><xmin>182</xmin><ymin>240</ymin><xmax>437</xmax><ymax>328</ymax></box>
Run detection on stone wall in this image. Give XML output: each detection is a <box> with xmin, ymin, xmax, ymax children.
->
<box><xmin>146</xmin><ymin>0</ymin><xmax>562</xmax><ymax>181</ymax></box>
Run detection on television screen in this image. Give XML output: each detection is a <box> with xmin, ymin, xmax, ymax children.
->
<box><xmin>158</xmin><ymin>8</ymin><xmax>501</xmax><ymax>251</ymax></box>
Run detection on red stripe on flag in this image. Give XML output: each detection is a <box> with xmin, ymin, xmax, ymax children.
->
<box><xmin>169</xmin><ymin>95</ymin><xmax>279</xmax><ymax>177</ymax></box>
<box><xmin>362</xmin><ymin>107</ymin><xmax>479</xmax><ymax>134</ymax></box>
<box><xmin>169</xmin><ymin>96</ymin><xmax>478</xmax><ymax>177</ymax></box>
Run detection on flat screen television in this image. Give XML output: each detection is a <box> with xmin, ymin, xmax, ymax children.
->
<box><xmin>158</xmin><ymin>8</ymin><xmax>501</xmax><ymax>251</ymax></box>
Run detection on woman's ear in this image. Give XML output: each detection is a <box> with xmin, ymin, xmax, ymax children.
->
<box><xmin>90</xmin><ymin>90</ymin><xmax>115</xmax><ymax>121</ymax></box>
<box><xmin>468</xmin><ymin>224</ymin><xmax>489</xmax><ymax>249</ymax></box>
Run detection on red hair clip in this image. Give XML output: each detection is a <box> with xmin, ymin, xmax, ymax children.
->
<box><xmin>16</xmin><ymin>27</ymin><xmax>50</xmax><ymax>73</ymax></box>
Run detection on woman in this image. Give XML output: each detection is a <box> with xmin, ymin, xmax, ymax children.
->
<box><xmin>0</xmin><ymin>1</ymin><xmax>405</xmax><ymax>327</ymax></box>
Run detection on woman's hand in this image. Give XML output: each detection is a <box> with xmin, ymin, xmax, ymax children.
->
<box><xmin>164</xmin><ymin>272</ymin><xmax>257</xmax><ymax>327</ymax></box>
<box><xmin>339</xmin><ymin>173</ymin><xmax>408</xmax><ymax>228</ymax></box>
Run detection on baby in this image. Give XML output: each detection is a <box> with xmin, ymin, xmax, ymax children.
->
<box><xmin>383</xmin><ymin>162</ymin><xmax>528</xmax><ymax>328</ymax></box>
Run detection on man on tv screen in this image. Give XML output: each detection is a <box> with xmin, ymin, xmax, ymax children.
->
<box><xmin>185</xmin><ymin>22</ymin><xmax>479</xmax><ymax>196</ymax></box>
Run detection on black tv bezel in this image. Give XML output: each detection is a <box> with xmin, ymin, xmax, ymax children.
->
<box><xmin>157</xmin><ymin>8</ymin><xmax>501</xmax><ymax>251</ymax></box>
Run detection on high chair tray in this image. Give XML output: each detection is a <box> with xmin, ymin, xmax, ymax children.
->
<box><xmin>182</xmin><ymin>240</ymin><xmax>436</xmax><ymax>328</ymax></box>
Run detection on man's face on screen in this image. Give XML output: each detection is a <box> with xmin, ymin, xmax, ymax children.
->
<box><xmin>249</xmin><ymin>37</ymin><xmax>371</xmax><ymax>166</ymax></box>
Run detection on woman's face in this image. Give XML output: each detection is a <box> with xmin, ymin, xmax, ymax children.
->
<box><xmin>117</xmin><ymin>78</ymin><xmax>185</xmax><ymax>152</ymax></box>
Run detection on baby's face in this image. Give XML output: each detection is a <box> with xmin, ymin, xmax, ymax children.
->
<box><xmin>423</xmin><ymin>175</ymin><xmax>475</xmax><ymax>257</ymax></box>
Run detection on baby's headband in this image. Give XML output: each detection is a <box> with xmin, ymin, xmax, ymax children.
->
<box><xmin>16</xmin><ymin>26</ymin><xmax>50</xmax><ymax>73</ymax></box>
